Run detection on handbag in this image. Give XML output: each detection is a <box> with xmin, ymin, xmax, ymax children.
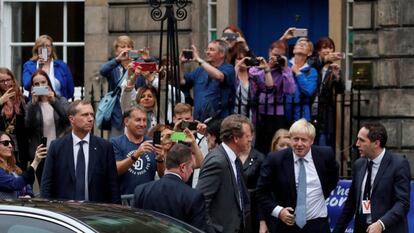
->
<box><xmin>95</xmin><ymin>71</ymin><xmax>128</xmax><ymax>129</ymax></box>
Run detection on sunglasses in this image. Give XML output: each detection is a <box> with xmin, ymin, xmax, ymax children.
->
<box><xmin>0</xmin><ymin>140</ymin><xmax>13</xmax><ymax>147</ymax></box>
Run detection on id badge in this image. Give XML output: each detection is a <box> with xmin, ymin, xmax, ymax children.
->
<box><xmin>361</xmin><ymin>200</ymin><xmax>371</xmax><ymax>214</ymax></box>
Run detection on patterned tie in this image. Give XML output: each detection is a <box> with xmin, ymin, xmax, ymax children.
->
<box><xmin>235</xmin><ymin>158</ymin><xmax>248</xmax><ymax>227</ymax></box>
<box><xmin>295</xmin><ymin>158</ymin><xmax>307</xmax><ymax>228</ymax></box>
<box><xmin>75</xmin><ymin>140</ymin><xmax>86</xmax><ymax>200</ymax></box>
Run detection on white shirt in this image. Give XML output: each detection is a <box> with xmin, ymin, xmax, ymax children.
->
<box><xmin>272</xmin><ymin>149</ymin><xmax>327</xmax><ymax>220</ymax></box>
<box><xmin>360</xmin><ymin>148</ymin><xmax>385</xmax><ymax>224</ymax></box>
<box><xmin>72</xmin><ymin>132</ymin><xmax>90</xmax><ymax>201</ymax></box>
<box><xmin>221</xmin><ymin>143</ymin><xmax>243</xmax><ymax>208</ymax></box>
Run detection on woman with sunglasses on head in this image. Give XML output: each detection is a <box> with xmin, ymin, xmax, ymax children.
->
<box><xmin>25</xmin><ymin>70</ymin><xmax>70</xmax><ymax>184</ymax></box>
<box><xmin>0</xmin><ymin>131</ymin><xmax>46</xmax><ymax>198</ymax></box>
<box><xmin>22</xmin><ymin>35</ymin><xmax>74</xmax><ymax>100</ymax></box>
<box><xmin>0</xmin><ymin>68</ymin><xmax>29</xmax><ymax>171</ymax></box>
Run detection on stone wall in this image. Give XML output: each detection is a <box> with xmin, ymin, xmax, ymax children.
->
<box><xmin>352</xmin><ymin>0</ymin><xmax>414</xmax><ymax>175</ymax></box>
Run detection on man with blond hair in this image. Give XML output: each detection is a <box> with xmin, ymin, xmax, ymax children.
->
<box><xmin>256</xmin><ymin>119</ymin><xmax>338</xmax><ymax>233</ymax></box>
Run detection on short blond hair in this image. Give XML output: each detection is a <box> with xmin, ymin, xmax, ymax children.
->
<box><xmin>289</xmin><ymin>118</ymin><xmax>315</xmax><ymax>139</ymax></box>
<box><xmin>113</xmin><ymin>35</ymin><xmax>134</xmax><ymax>52</ymax></box>
<box><xmin>270</xmin><ymin>128</ymin><xmax>290</xmax><ymax>152</ymax></box>
<box><xmin>296</xmin><ymin>37</ymin><xmax>314</xmax><ymax>54</ymax></box>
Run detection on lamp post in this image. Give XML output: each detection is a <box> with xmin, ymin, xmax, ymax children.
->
<box><xmin>148</xmin><ymin>0</ymin><xmax>189</xmax><ymax>124</ymax></box>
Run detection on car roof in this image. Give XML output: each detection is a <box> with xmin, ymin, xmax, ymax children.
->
<box><xmin>0</xmin><ymin>199</ymin><xmax>204</xmax><ymax>233</ymax></box>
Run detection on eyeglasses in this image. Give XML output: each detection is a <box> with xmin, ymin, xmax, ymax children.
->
<box><xmin>0</xmin><ymin>79</ymin><xmax>12</xmax><ymax>85</ymax></box>
<box><xmin>0</xmin><ymin>140</ymin><xmax>13</xmax><ymax>147</ymax></box>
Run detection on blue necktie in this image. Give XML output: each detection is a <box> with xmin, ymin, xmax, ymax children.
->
<box><xmin>235</xmin><ymin>158</ymin><xmax>248</xmax><ymax>227</ymax></box>
<box><xmin>295</xmin><ymin>158</ymin><xmax>307</xmax><ymax>228</ymax></box>
<box><xmin>75</xmin><ymin>140</ymin><xmax>86</xmax><ymax>200</ymax></box>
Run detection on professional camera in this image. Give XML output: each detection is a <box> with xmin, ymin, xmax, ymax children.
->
<box><xmin>272</xmin><ymin>55</ymin><xmax>286</xmax><ymax>67</ymax></box>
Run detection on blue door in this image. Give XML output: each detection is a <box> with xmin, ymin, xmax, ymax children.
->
<box><xmin>238</xmin><ymin>0</ymin><xmax>329</xmax><ymax>58</ymax></box>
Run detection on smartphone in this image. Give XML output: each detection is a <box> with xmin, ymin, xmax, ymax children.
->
<box><xmin>132</xmin><ymin>62</ymin><xmax>157</xmax><ymax>72</ymax></box>
<box><xmin>170</xmin><ymin>132</ymin><xmax>186</xmax><ymax>141</ymax></box>
<box><xmin>222</xmin><ymin>32</ymin><xmax>239</xmax><ymax>41</ymax></box>
<box><xmin>181</xmin><ymin>121</ymin><xmax>198</xmax><ymax>131</ymax></box>
<box><xmin>33</xmin><ymin>86</ymin><xmax>49</xmax><ymax>96</ymax></box>
<box><xmin>41</xmin><ymin>47</ymin><xmax>48</xmax><ymax>60</ymax></box>
<box><xmin>153</xmin><ymin>131</ymin><xmax>161</xmax><ymax>145</ymax></box>
<box><xmin>40</xmin><ymin>136</ymin><xmax>47</xmax><ymax>147</ymax></box>
<box><xmin>293</xmin><ymin>28</ymin><xmax>308</xmax><ymax>37</ymax></box>
<box><xmin>128</xmin><ymin>50</ymin><xmax>139</xmax><ymax>59</ymax></box>
<box><xmin>182</xmin><ymin>50</ymin><xmax>193</xmax><ymax>60</ymax></box>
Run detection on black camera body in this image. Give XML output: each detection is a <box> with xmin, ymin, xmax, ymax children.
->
<box><xmin>275</xmin><ymin>55</ymin><xmax>286</xmax><ymax>67</ymax></box>
<box><xmin>244</xmin><ymin>57</ymin><xmax>260</xmax><ymax>67</ymax></box>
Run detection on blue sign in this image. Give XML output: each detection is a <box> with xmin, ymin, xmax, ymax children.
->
<box><xmin>327</xmin><ymin>180</ymin><xmax>414</xmax><ymax>233</ymax></box>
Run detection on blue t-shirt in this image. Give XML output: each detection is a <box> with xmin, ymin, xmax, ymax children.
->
<box><xmin>110</xmin><ymin>135</ymin><xmax>156</xmax><ymax>195</ymax></box>
<box><xmin>184</xmin><ymin>63</ymin><xmax>236</xmax><ymax>121</ymax></box>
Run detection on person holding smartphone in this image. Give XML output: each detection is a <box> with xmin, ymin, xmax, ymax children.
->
<box><xmin>0</xmin><ymin>68</ymin><xmax>29</xmax><ymax>171</ymax></box>
<box><xmin>22</xmin><ymin>35</ymin><xmax>75</xmax><ymax>100</ymax></box>
<box><xmin>25</xmin><ymin>70</ymin><xmax>70</xmax><ymax>184</ymax></box>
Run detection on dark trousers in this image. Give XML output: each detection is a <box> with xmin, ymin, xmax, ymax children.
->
<box><xmin>273</xmin><ymin>217</ymin><xmax>330</xmax><ymax>233</ymax></box>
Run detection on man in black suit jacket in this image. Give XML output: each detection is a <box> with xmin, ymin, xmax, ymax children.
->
<box><xmin>256</xmin><ymin>119</ymin><xmax>339</xmax><ymax>233</ymax></box>
<box><xmin>333</xmin><ymin>122</ymin><xmax>411</xmax><ymax>233</ymax></box>
<box><xmin>133</xmin><ymin>143</ymin><xmax>208</xmax><ymax>231</ymax></box>
<box><xmin>197</xmin><ymin>114</ymin><xmax>253</xmax><ymax>233</ymax></box>
<box><xmin>41</xmin><ymin>100</ymin><xmax>120</xmax><ymax>203</ymax></box>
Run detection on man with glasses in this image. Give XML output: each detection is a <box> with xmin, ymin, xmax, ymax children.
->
<box><xmin>179</xmin><ymin>40</ymin><xmax>236</xmax><ymax>122</ymax></box>
<box><xmin>133</xmin><ymin>143</ymin><xmax>208</xmax><ymax>231</ymax></box>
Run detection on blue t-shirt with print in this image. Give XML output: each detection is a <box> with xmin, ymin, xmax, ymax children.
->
<box><xmin>184</xmin><ymin>63</ymin><xmax>236</xmax><ymax>121</ymax></box>
<box><xmin>110</xmin><ymin>135</ymin><xmax>156</xmax><ymax>195</ymax></box>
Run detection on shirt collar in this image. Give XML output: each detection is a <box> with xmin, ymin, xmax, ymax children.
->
<box><xmin>165</xmin><ymin>171</ymin><xmax>183</xmax><ymax>180</ymax></box>
<box><xmin>72</xmin><ymin>132</ymin><xmax>90</xmax><ymax>145</ymax></box>
<box><xmin>371</xmin><ymin>148</ymin><xmax>386</xmax><ymax>165</ymax></box>
<box><xmin>293</xmin><ymin>149</ymin><xmax>312</xmax><ymax>163</ymax></box>
<box><xmin>222</xmin><ymin>142</ymin><xmax>238</xmax><ymax>163</ymax></box>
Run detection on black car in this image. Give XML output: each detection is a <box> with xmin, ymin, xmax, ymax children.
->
<box><xmin>0</xmin><ymin>199</ymin><xmax>204</xmax><ymax>233</ymax></box>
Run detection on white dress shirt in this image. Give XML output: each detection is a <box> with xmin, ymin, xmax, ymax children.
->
<box><xmin>72</xmin><ymin>132</ymin><xmax>90</xmax><ymax>201</ymax></box>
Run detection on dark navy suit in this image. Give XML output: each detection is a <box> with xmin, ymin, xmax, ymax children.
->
<box><xmin>133</xmin><ymin>173</ymin><xmax>208</xmax><ymax>231</ymax></box>
<box><xmin>256</xmin><ymin>146</ymin><xmax>339</xmax><ymax>233</ymax></box>
<box><xmin>333</xmin><ymin>151</ymin><xmax>411</xmax><ymax>233</ymax></box>
<box><xmin>40</xmin><ymin>133</ymin><xmax>120</xmax><ymax>203</ymax></box>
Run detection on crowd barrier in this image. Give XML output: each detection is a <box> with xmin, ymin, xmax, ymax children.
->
<box><xmin>327</xmin><ymin>179</ymin><xmax>414</xmax><ymax>233</ymax></box>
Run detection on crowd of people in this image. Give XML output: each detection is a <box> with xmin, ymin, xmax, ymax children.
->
<box><xmin>0</xmin><ymin>27</ymin><xmax>411</xmax><ymax>233</ymax></box>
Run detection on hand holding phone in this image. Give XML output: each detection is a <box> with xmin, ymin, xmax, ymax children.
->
<box><xmin>181</xmin><ymin>121</ymin><xmax>198</xmax><ymax>131</ymax></box>
<box><xmin>33</xmin><ymin>86</ymin><xmax>49</xmax><ymax>96</ymax></box>
<box><xmin>132</xmin><ymin>62</ymin><xmax>157</xmax><ymax>72</ymax></box>
<box><xmin>182</xmin><ymin>49</ymin><xmax>193</xmax><ymax>60</ymax></box>
<box><xmin>293</xmin><ymin>28</ymin><xmax>308</xmax><ymax>37</ymax></box>
<box><xmin>170</xmin><ymin>132</ymin><xmax>187</xmax><ymax>141</ymax></box>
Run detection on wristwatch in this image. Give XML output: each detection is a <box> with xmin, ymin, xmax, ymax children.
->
<box><xmin>127</xmin><ymin>151</ymin><xmax>138</xmax><ymax>162</ymax></box>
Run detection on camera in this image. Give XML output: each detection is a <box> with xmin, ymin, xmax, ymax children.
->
<box><xmin>223</xmin><ymin>32</ymin><xmax>239</xmax><ymax>42</ymax></box>
<box><xmin>244</xmin><ymin>57</ymin><xmax>260</xmax><ymax>67</ymax></box>
<box><xmin>128</xmin><ymin>50</ymin><xmax>139</xmax><ymax>59</ymax></box>
<box><xmin>275</xmin><ymin>55</ymin><xmax>286</xmax><ymax>67</ymax></box>
<box><xmin>182</xmin><ymin>50</ymin><xmax>193</xmax><ymax>60</ymax></box>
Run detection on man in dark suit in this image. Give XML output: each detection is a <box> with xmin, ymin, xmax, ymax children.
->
<box><xmin>41</xmin><ymin>100</ymin><xmax>120</xmax><ymax>203</ymax></box>
<box><xmin>133</xmin><ymin>143</ymin><xmax>208</xmax><ymax>231</ymax></box>
<box><xmin>197</xmin><ymin>114</ymin><xmax>252</xmax><ymax>233</ymax></box>
<box><xmin>333</xmin><ymin>122</ymin><xmax>411</xmax><ymax>233</ymax></box>
<box><xmin>256</xmin><ymin>119</ymin><xmax>338</xmax><ymax>233</ymax></box>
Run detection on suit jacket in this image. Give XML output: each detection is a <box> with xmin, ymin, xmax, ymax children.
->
<box><xmin>40</xmin><ymin>133</ymin><xmax>121</xmax><ymax>203</ymax></box>
<box><xmin>256</xmin><ymin>146</ymin><xmax>339</xmax><ymax>232</ymax></box>
<box><xmin>196</xmin><ymin>144</ymin><xmax>250</xmax><ymax>233</ymax></box>
<box><xmin>133</xmin><ymin>173</ymin><xmax>208</xmax><ymax>231</ymax></box>
<box><xmin>333</xmin><ymin>151</ymin><xmax>411</xmax><ymax>233</ymax></box>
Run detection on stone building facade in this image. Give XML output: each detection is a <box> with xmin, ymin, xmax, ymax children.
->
<box><xmin>351</xmin><ymin>0</ymin><xmax>414</xmax><ymax>174</ymax></box>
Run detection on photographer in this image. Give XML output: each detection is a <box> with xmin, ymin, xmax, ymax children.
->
<box><xmin>179</xmin><ymin>40</ymin><xmax>236</xmax><ymax>122</ymax></box>
<box><xmin>249</xmin><ymin>40</ymin><xmax>296</xmax><ymax>155</ymax></box>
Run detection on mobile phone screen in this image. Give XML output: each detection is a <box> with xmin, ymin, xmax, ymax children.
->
<box><xmin>170</xmin><ymin>132</ymin><xmax>186</xmax><ymax>141</ymax></box>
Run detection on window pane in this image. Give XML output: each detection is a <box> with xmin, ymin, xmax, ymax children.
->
<box><xmin>0</xmin><ymin>215</ymin><xmax>74</xmax><ymax>233</ymax></box>
<box><xmin>12</xmin><ymin>46</ymin><xmax>33</xmax><ymax>85</ymax></box>
<box><xmin>67</xmin><ymin>2</ymin><xmax>85</xmax><ymax>42</ymax></box>
<box><xmin>210</xmin><ymin>5</ymin><xmax>217</xmax><ymax>28</ymax></box>
<box><xmin>67</xmin><ymin>47</ymin><xmax>84</xmax><ymax>87</ymax></box>
<box><xmin>39</xmin><ymin>2</ymin><xmax>63</xmax><ymax>41</ymax></box>
<box><xmin>11</xmin><ymin>2</ymin><xmax>36</xmax><ymax>42</ymax></box>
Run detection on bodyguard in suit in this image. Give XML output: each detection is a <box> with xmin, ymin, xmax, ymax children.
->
<box><xmin>197</xmin><ymin>114</ymin><xmax>252</xmax><ymax>233</ymax></box>
<box><xmin>333</xmin><ymin>122</ymin><xmax>411</xmax><ymax>233</ymax></box>
<box><xmin>133</xmin><ymin>143</ymin><xmax>208</xmax><ymax>231</ymax></box>
<box><xmin>41</xmin><ymin>100</ymin><xmax>120</xmax><ymax>203</ymax></box>
<box><xmin>256</xmin><ymin>118</ymin><xmax>339</xmax><ymax>233</ymax></box>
